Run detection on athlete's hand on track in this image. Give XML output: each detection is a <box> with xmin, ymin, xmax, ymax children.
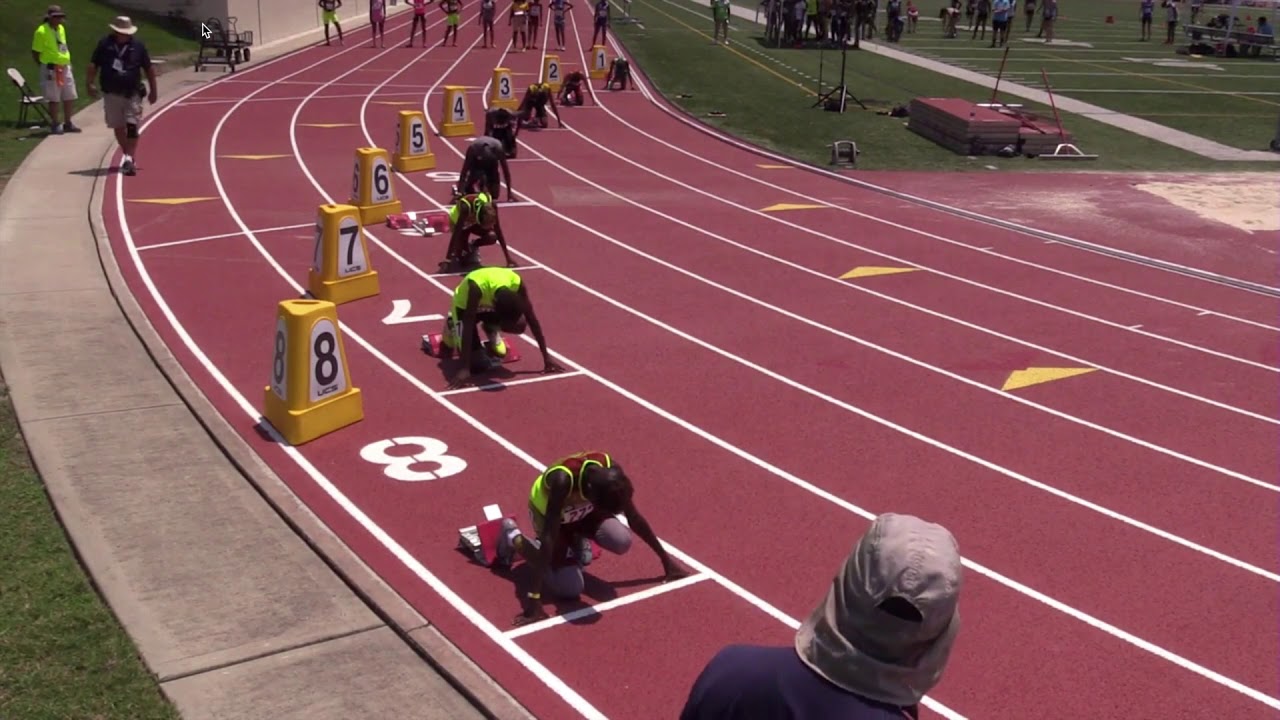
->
<box><xmin>514</xmin><ymin>606</ymin><xmax>549</xmax><ymax>626</ymax></box>
<box><xmin>541</xmin><ymin>358</ymin><xmax>567</xmax><ymax>375</ymax></box>
<box><xmin>447</xmin><ymin>369</ymin><xmax>472</xmax><ymax>390</ymax></box>
<box><xmin>662</xmin><ymin>560</ymin><xmax>691</xmax><ymax>583</ymax></box>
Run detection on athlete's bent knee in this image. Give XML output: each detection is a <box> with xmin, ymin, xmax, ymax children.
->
<box><xmin>548</xmin><ymin>566</ymin><xmax>585</xmax><ymax>598</ymax></box>
<box><xmin>596</xmin><ymin>518</ymin><xmax>632</xmax><ymax>555</ymax></box>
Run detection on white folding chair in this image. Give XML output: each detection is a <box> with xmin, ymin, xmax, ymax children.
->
<box><xmin>7</xmin><ymin>68</ymin><xmax>54</xmax><ymax>128</ymax></box>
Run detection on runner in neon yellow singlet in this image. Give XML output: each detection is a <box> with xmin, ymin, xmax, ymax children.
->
<box><xmin>439</xmin><ymin>191</ymin><xmax>512</xmax><ymax>271</ymax></box>
<box><xmin>440</xmin><ymin>0</ymin><xmax>462</xmax><ymax>46</ymax></box>
<box><xmin>440</xmin><ymin>267</ymin><xmax>563</xmax><ymax>388</ymax></box>
<box><xmin>491</xmin><ymin>451</ymin><xmax>688</xmax><ymax>626</ymax></box>
<box><xmin>318</xmin><ymin>0</ymin><xmax>345</xmax><ymax>45</ymax></box>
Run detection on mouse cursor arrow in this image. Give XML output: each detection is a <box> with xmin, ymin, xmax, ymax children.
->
<box><xmin>200</xmin><ymin>23</ymin><xmax>212</xmax><ymax>39</ymax></box>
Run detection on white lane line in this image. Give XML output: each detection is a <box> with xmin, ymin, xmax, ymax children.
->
<box><xmin>503</xmin><ymin>574</ymin><xmax>713</xmax><ymax>639</ymax></box>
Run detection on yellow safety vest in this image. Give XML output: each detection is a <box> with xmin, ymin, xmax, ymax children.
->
<box><xmin>33</xmin><ymin>22</ymin><xmax>71</xmax><ymax>66</ymax></box>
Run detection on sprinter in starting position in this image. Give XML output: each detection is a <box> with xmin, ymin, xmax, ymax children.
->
<box><xmin>493</xmin><ymin>451</ymin><xmax>689</xmax><ymax>626</ymax></box>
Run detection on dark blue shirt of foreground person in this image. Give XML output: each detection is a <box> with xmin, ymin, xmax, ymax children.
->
<box><xmin>680</xmin><ymin>644</ymin><xmax>917</xmax><ymax>720</ymax></box>
<box><xmin>679</xmin><ymin>513</ymin><xmax>964</xmax><ymax>720</ymax></box>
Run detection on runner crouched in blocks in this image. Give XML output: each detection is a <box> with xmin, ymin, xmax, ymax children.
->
<box><xmin>559</xmin><ymin>70</ymin><xmax>589</xmax><ymax>106</ymax></box>
<box><xmin>516</xmin><ymin>82</ymin><xmax>562</xmax><ymax>128</ymax></box>
<box><xmin>433</xmin><ymin>267</ymin><xmax>564</xmax><ymax>389</ymax></box>
<box><xmin>603</xmin><ymin>56</ymin><xmax>634</xmax><ymax>91</ymax></box>
<box><xmin>484</xmin><ymin>107</ymin><xmax>520</xmax><ymax>157</ymax></box>
<box><xmin>491</xmin><ymin>452</ymin><xmax>689</xmax><ymax>626</ymax></box>
<box><xmin>458</xmin><ymin>136</ymin><xmax>514</xmax><ymax>200</ymax></box>
<box><xmin>439</xmin><ymin>190</ymin><xmax>514</xmax><ymax>272</ymax></box>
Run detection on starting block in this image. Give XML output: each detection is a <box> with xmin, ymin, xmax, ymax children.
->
<box><xmin>457</xmin><ymin>505</ymin><xmax>600</xmax><ymax>567</ymax></box>
<box><xmin>458</xmin><ymin>513</ymin><xmax>516</xmax><ymax>566</ymax></box>
<box><xmin>422</xmin><ymin>332</ymin><xmax>523</xmax><ymax>364</ymax></box>
<box><xmin>386</xmin><ymin>210</ymin><xmax>450</xmax><ymax>236</ymax></box>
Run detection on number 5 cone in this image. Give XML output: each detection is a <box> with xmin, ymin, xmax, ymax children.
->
<box><xmin>393</xmin><ymin>110</ymin><xmax>436</xmax><ymax>172</ymax></box>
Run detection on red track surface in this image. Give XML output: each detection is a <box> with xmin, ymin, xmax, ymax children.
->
<box><xmin>104</xmin><ymin>9</ymin><xmax>1280</xmax><ymax>720</ymax></box>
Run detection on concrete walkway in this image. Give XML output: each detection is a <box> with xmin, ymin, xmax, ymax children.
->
<box><xmin>0</xmin><ymin>18</ymin><xmax>532</xmax><ymax>720</ymax></box>
<box><xmin>723</xmin><ymin>1</ymin><xmax>1280</xmax><ymax>162</ymax></box>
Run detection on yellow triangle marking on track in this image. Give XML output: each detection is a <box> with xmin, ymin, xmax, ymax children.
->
<box><xmin>128</xmin><ymin>197</ymin><xmax>219</xmax><ymax>206</ymax></box>
<box><xmin>298</xmin><ymin>123</ymin><xmax>357</xmax><ymax>128</ymax></box>
<box><xmin>756</xmin><ymin>163</ymin><xmax>793</xmax><ymax>169</ymax></box>
<box><xmin>219</xmin><ymin>154</ymin><xmax>292</xmax><ymax>160</ymax></box>
<box><xmin>1001</xmin><ymin>367</ymin><xmax>1097</xmax><ymax>392</ymax></box>
<box><xmin>761</xmin><ymin>203</ymin><xmax>827</xmax><ymax>212</ymax></box>
<box><xmin>840</xmin><ymin>266</ymin><xmax>919</xmax><ymax>279</ymax></box>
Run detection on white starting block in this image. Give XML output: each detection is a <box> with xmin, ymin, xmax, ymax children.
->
<box><xmin>830</xmin><ymin>140</ymin><xmax>858</xmax><ymax>167</ymax></box>
<box><xmin>458</xmin><ymin>504</ymin><xmax>513</xmax><ymax>566</ymax></box>
<box><xmin>386</xmin><ymin>210</ymin><xmax>450</xmax><ymax>237</ymax></box>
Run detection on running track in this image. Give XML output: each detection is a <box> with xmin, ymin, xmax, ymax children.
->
<box><xmin>103</xmin><ymin>7</ymin><xmax>1280</xmax><ymax>720</ymax></box>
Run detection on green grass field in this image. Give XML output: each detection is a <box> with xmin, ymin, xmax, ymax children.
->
<box><xmin>1</xmin><ymin>0</ymin><xmax>200</xmax><ymax>182</ymax></box>
<box><xmin>887</xmin><ymin>0</ymin><xmax>1280</xmax><ymax>149</ymax></box>
<box><xmin>0</xmin><ymin>3</ymin><xmax>197</xmax><ymax>718</ymax></box>
<box><xmin>610</xmin><ymin>0</ymin><xmax>1280</xmax><ymax>169</ymax></box>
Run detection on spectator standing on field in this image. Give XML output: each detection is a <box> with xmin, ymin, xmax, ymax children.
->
<box><xmin>712</xmin><ymin>0</ymin><xmax>732</xmax><ymax>43</ymax></box>
<box><xmin>370</xmin><ymin>0</ymin><xmax>387</xmax><ymax>47</ymax></box>
<box><xmin>86</xmin><ymin>16</ymin><xmax>157</xmax><ymax>177</ymax></box>
<box><xmin>31</xmin><ymin>5</ymin><xmax>79</xmax><ymax>135</ymax></box>
<box><xmin>679</xmin><ymin>513</ymin><xmax>964</xmax><ymax>720</ymax></box>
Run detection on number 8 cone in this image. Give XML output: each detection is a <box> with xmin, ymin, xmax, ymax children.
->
<box><xmin>263</xmin><ymin>298</ymin><xmax>364</xmax><ymax>446</ymax></box>
<box><xmin>350</xmin><ymin>146</ymin><xmax>403</xmax><ymax>224</ymax></box>
<box><xmin>309</xmin><ymin>203</ymin><xmax>381</xmax><ymax>305</ymax></box>
<box><xmin>393</xmin><ymin>110</ymin><xmax>436</xmax><ymax>173</ymax></box>
<box><xmin>490</xmin><ymin>67</ymin><xmax>519</xmax><ymax>110</ymax></box>
<box><xmin>440</xmin><ymin>86</ymin><xmax>475</xmax><ymax>137</ymax></box>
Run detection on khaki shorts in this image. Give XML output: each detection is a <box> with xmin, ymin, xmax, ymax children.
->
<box><xmin>104</xmin><ymin>93</ymin><xmax>144</xmax><ymax>129</ymax></box>
<box><xmin>41</xmin><ymin>64</ymin><xmax>78</xmax><ymax>103</ymax></box>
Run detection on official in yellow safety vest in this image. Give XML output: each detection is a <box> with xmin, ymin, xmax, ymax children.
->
<box><xmin>30</xmin><ymin>5</ymin><xmax>79</xmax><ymax>134</ymax></box>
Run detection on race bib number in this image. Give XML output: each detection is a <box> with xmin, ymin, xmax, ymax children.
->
<box><xmin>561</xmin><ymin>502</ymin><xmax>595</xmax><ymax>524</ymax></box>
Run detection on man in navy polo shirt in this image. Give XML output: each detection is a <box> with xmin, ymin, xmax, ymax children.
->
<box><xmin>86</xmin><ymin>16</ymin><xmax>157</xmax><ymax>176</ymax></box>
<box><xmin>680</xmin><ymin>513</ymin><xmax>963</xmax><ymax>720</ymax></box>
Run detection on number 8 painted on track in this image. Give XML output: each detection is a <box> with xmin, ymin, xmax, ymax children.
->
<box><xmin>360</xmin><ymin>436</ymin><xmax>468</xmax><ymax>482</ymax></box>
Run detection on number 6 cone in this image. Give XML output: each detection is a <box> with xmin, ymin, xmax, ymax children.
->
<box><xmin>263</xmin><ymin>298</ymin><xmax>364</xmax><ymax>446</ymax></box>
<box><xmin>308</xmin><ymin>203</ymin><xmax>381</xmax><ymax>305</ymax></box>
<box><xmin>350</xmin><ymin>146</ymin><xmax>403</xmax><ymax>224</ymax></box>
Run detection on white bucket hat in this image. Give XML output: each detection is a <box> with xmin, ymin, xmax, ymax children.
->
<box><xmin>110</xmin><ymin>16</ymin><xmax>138</xmax><ymax>35</ymax></box>
<box><xmin>795</xmin><ymin>513</ymin><xmax>963</xmax><ymax>707</ymax></box>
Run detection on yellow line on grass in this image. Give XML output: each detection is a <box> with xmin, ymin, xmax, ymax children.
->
<box><xmin>629</xmin><ymin>0</ymin><xmax>818</xmax><ymax>95</ymax></box>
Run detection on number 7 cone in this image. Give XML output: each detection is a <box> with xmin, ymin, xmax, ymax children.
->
<box><xmin>263</xmin><ymin>298</ymin><xmax>364</xmax><ymax>446</ymax></box>
<box><xmin>308</xmin><ymin>203</ymin><xmax>381</xmax><ymax>305</ymax></box>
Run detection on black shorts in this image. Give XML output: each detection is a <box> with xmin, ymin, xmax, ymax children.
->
<box><xmin>530</xmin><ymin>506</ymin><xmax>611</xmax><ymax>567</ymax></box>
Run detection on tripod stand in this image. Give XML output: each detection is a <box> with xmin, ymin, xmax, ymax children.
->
<box><xmin>811</xmin><ymin>40</ymin><xmax>867</xmax><ymax>112</ymax></box>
